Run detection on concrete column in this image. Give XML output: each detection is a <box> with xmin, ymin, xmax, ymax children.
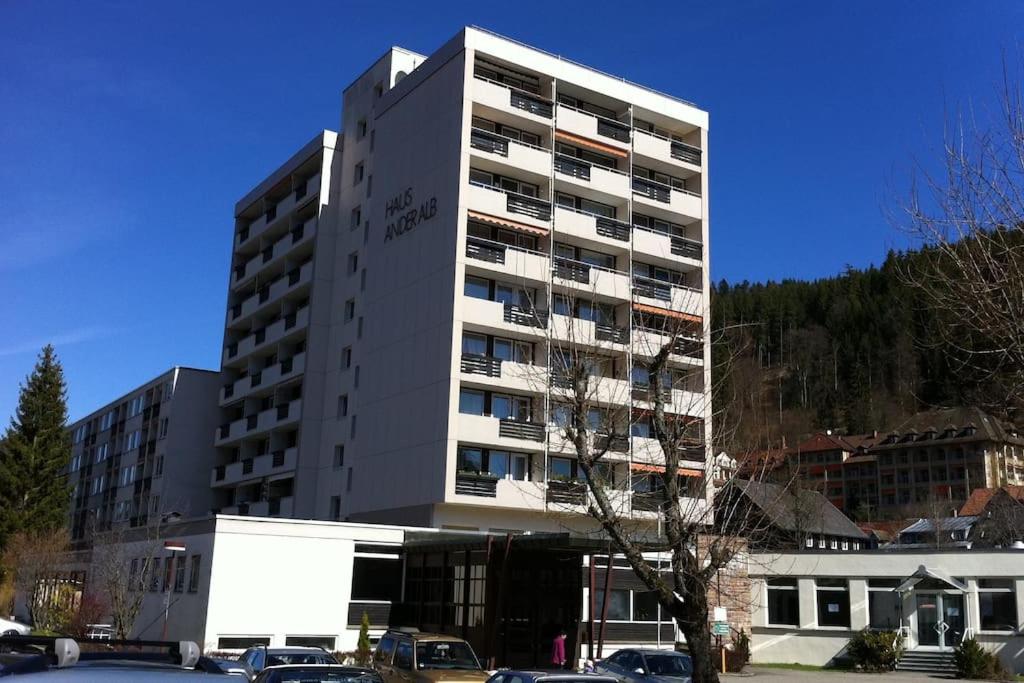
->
<box><xmin>966</xmin><ymin>579</ymin><xmax>980</xmax><ymax>635</ymax></box>
<box><xmin>849</xmin><ymin>579</ymin><xmax>868</xmax><ymax>630</ymax></box>
<box><xmin>798</xmin><ymin>578</ymin><xmax>816</xmax><ymax>628</ymax></box>
<box><xmin>1014</xmin><ymin>580</ymin><xmax>1024</xmax><ymax>633</ymax></box>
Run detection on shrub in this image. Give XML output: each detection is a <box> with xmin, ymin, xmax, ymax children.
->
<box><xmin>355</xmin><ymin>612</ymin><xmax>372</xmax><ymax>666</ymax></box>
<box><xmin>954</xmin><ymin>638</ymin><xmax>1010</xmax><ymax>680</ymax></box>
<box><xmin>732</xmin><ymin>629</ymin><xmax>751</xmax><ymax>668</ymax></box>
<box><xmin>846</xmin><ymin>629</ymin><xmax>902</xmax><ymax>672</ymax></box>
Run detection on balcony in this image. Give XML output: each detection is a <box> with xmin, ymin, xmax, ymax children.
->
<box><xmin>464</xmin><ymin>237</ymin><xmax>548</xmax><ymax>283</ymax></box>
<box><xmin>219</xmin><ymin>352</ymin><xmax>306</xmax><ymax>405</ymax></box>
<box><xmin>633</xmin><ymin>129</ymin><xmax>702</xmax><ymax>171</ymax></box>
<box><xmin>466</xmin><ymin>182</ymin><xmax>551</xmax><ymax>229</ymax></box>
<box><xmin>632</xmin><ymin>328</ymin><xmax>704</xmax><ymax>364</ymax></box>
<box><xmin>469</xmin><ymin>128</ymin><xmax>551</xmax><ymax>177</ymax></box>
<box><xmin>553</xmin><ymin>206</ymin><xmax>630</xmax><ymax>252</ymax></box>
<box><xmin>461</xmin><ymin>297</ymin><xmax>548</xmax><ymax>339</ymax></box>
<box><xmin>223</xmin><ymin>496</ymin><xmax>294</xmax><ymax>518</ymax></box>
<box><xmin>555</xmin><ymin>104</ymin><xmax>631</xmax><ymax>150</ymax></box>
<box><xmin>223</xmin><ymin>306</ymin><xmax>310</xmax><ymax>367</ymax></box>
<box><xmin>209</xmin><ymin>447</ymin><xmax>298</xmax><ymax>487</ymax></box>
<box><xmin>554</xmin><ymin>154</ymin><xmax>630</xmax><ymax>198</ymax></box>
<box><xmin>459</xmin><ymin>354</ymin><xmax>537</xmax><ymax>394</ymax></box>
<box><xmin>473</xmin><ymin>75</ymin><xmax>553</xmax><ymax>122</ymax></box>
<box><xmin>632</xmin><ymin>276</ymin><xmax>703</xmax><ymax>318</ymax></box>
<box><xmin>552</xmin><ymin>257</ymin><xmax>631</xmax><ymax>301</ymax></box>
<box><xmin>546</xmin><ymin>479</ymin><xmax>587</xmax><ymax>506</ymax></box>
<box><xmin>458</xmin><ymin>414</ymin><xmax>546</xmax><ymax>450</ymax></box>
<box><xmin>236</xmin><ymin>174</ymin><xmax>320</xmax><ymax>250</ymax></box>
<box><xmin>232</xmin><ymin>216</ymin><xmax>317</xmax><ymax>290</ymax></box>
<box><xmin>213</xmin><ymin>398</ymin><xmax>302</xmax><ymax>446</ymax></box>
<box><xmin>550</xmin><ymin>314</ymin><xmax>629</xmax><ymax>350</ymax></box>
<box><xmin>632</xmin><ymin>177</ymin><xmax>703</xmax><ymax>221</ymax></box>
<box><xmin>454</xmin><ymin>472</ymin><xmax>498</xmax><ymax>497</ymax></box>
<box><xmin>633</xmin><ymin>224</ymin><xmax>703</xmax><ymax>263</ymax></box>
<box><xmin>227</xmin><ymin>260</ymin><xmax>314</xmax><ymax>327</ymax></box>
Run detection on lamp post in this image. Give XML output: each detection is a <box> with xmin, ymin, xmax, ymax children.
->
<box><xmin>161</xmin><ymin>540</ymin><xmax>186</xmax><ymax>641</ymax></box>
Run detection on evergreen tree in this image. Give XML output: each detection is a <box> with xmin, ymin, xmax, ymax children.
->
<box><xmin>356</xmin><ymin>612</ymin><xmax>372</xmax><ymax>665</ymax></box>
<box><xmin>0</xmin><ymin>345</ymin><xmax>72</xmax><ymax>549</ymax></box>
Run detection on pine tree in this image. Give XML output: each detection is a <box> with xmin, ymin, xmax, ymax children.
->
<box><xmin>0</xmin><ymin>345</ymin><xmax>72</xmax><ymax>549</ymax></box>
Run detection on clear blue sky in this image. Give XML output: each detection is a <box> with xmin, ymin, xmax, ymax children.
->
<box><xmin>1</xmin><ymin>1</ymin><xmax>1021</xmax><ymax>422</ymax></box>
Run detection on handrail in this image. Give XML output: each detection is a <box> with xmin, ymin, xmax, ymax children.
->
<box><xmin>473</xmin><ymin>74</ymin><xmax>553</xmax><ymax>103</ymax></box>
<box><xmin>467</xmin><ymin>235</ymin><xmax>546</xmax><ymax>257</ymax></box>
<box><xmin>633</xmin><ymin>273</ymin><xmax>700</xmax><ymax>293</ymax></box>
<box><xmin>468</xmin><ymin>180</ymin><xmax>549</xmax><ymax>205</ymax></box>
<box><xmin>555</xmin><ymin>99</ymin><xmax>630</xmax><ymax>129</ymax></box>
<box><xmin>633</xmin><ymin>174</ymin><xmax>702</xmax><ymax>198</ymax></box>
<box><xmin>632</xmin><ymin>223</ymin><xmax>697</xmax><ymax>243</ymax></box>
<box><xmin>554</xmin><ymin>254</ymin><xmax>626</xmax><ymax>277</ymax></box>
<box><xmin>554</xmin><ymin>203</ymin><xmax>625</xmax><ymax>224</ymax></box>
<box><xmin>470</xmin><ymin>126</ymin><xmax>548</xmax><ymax>153</ymax></box>
<box><xmin>634</xmin><ymin>127</ymin><xmax>702</xmax><ymax>154</ymax></box>
<box><xmin>555</xmin><ymin>152</ymin><xmax>628</xmax><ymax>177</ymax></box>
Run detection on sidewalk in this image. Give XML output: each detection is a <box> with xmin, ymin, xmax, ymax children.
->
<box><xmin>731</xmin><ymin>667</ymin><xmax>953</xmax><ymax>682</ymax></box>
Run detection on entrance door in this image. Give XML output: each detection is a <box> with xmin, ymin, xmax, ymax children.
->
<box><xmin>915</xmin><ymin>593</ymin><xmax>963</xmax><ymax>650</ymax></box>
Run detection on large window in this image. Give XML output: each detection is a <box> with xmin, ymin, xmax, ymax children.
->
<box><xmin>766</xmin><ymin>578</ymin><xmax>799</xmax><ymax>626</ymax></box>
<box><xmin>816</xmin><ymin>579</ymin><xmax>850</xmax><ymax>628</ymax></box>
<box><xmin>458</xmin><ymin>389</ymin><xmax>485</xmax><ymax>415</ymax></box>
<box><xmin>978</xmin><ymin>579</ymin><xmax>1017</xmax><ymax>631</ymax></box>
<box><xmin>351</xmin><ymin>556</ymin><xmax>401</xmax><ymax>602</ymax></box>
<box><xmin>593</xmin><ymin>588</ymin><xmax>672</xmax><ymax>622</ymax></box>
<box><xmin>867</xmin><ymin>579</ymin><xmax>901</xmax><ymax>630</ymax></box>
<box><xmin>457</xmin><ymin>446</ymin><xmax>530</xmax><ymax>481</ymax></box>
<box><xmin>594</xmin><ymin>588</ymin><xmax>631</xmax><ymax>621</ymax></box>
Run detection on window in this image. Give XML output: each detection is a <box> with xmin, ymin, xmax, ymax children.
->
<box><xmin>285</xmin><ymin>636</ymin><xmax>337</xmax><ymax>650</ymax></box>
<box><xmin>158</xmin><ymin>417</ymin><xmax>169</xmax><ymax>439</ymax></box>
<box><xmin>633</xmin><ymin>591</ymin><xmax>662</xmax><ymax>622</ymax></box>
<box><xmin>593</xmin><ymin>588</ymin><xmax>630</xmax><ymax>621</ymax></box>
<box><xmin>129</xmin><ymin>558</ymin><xmax>139</xmax><ymax>590</ymax></box>
<box><xmin>462</xmin><ymin>333</ymin><xmax>487</xmax><ymax>356</ymax></box>
<box><xmin>394</xmin><ymin>642</ymin><xmax>413</xmax><ymax>670</ymax></box>
<box><xmin>346</xmin><ymin>467</ymin><xmax>353</xmax><ymax>492</ymax></box>
<box><xmin>357</xmin><ymin>317</ymin><xmax>363</xmax><ymax>339</ymax></box>
<box><xmin>154</xmin><ymin>455</ymin><xmax>163</xmax><ymax>477</ymax></box>
<box><xmin>163</xmin><ymin>556</ymin><xmax>174</xmax><ymax>592</ymax></box>
<box><xmin>342</xmin><ymin>347</ymin><xmax>352</xmax><ymax>370</ymax></box>
<box><xmin>334</xmin><ymin>445</ymin><xmax>345</xmax><ymax>468</ymax></box>
<box><xmin>188</xmin><ymin>555</ymin><xmax>201</xmax><ymax>593</ymax></box>
<box><xmin>351</xmin><ymin>206</ymin><xmax>361</xmax><ymax>230</ymax></box>
<box><xmin>815</xmin><ymin>579</ymin><xmax>850</xmax><ymax>628</ymax></box>
<box><xmin>978</xmin><ymin>579</ymin><xmax>1017</xmax><ymax>631</ymax></box>
<box><xmin>363</xmin><ymin>221</ymin><xmax>370</xmax><ymax>245</ymax></box>
<box><xmin>354</xmin><ymin>162</ymin><xmax>364</xmax><ymax>185</ymax></box>
<box><xmin>350</xmin><ymin>414</ymin><xmax>357</xmax><ymax>438</ymax></box>
<box><xmin>356</xmin><ymin>118</ymin><xmax>368</xmax><ymax>138</ymax></box>
<box><xmin>218</xmin><ymin>636</ymin><xmax>270</xmax><ymax>649</ymax></box>
<box><xmin>459</xmin><ymin>389</ymin><xmax>485</xmax><ymax>415</ymax></box>
<box><xmin>493</xmin><ymin>338</ymin><xmax>531</xmax><ymax>363</ymax></box>
<box><xmin>348</xmin><ymin>252</ymin><xmax>359</xmax><ymax>274</ymax></box>
<box><xmin>457</xmin><ymin>447</ymin><xmax>484</xmax><ymax>474</ymax></box>
<box><xmin>766</xmin><ymin>578</ymin><xmax>799</xmax><ymax>626</ymax></box>
<box><xmin>338</xmin><ymin>395</ymin><xmax>349</xmax><ymax>418</ymax></box>
<box><xmin>867</xmin><ymin>579</ymin><xmax>900</xmax><ymax>630</ymax></box>
<box><xmin>344</xmin><ymin>299</ymin><xmax>356</xmax><ymax>322</ymax></box>
<box><xmin>373</xmin><ymin>81</ymin><xmax>384</xmax><ymax>98</ymax></box>
<box><xmin>361</xmin><ymin>268</ymin><xmax>367</xmax><ymax>291</ymax></box>
<box><xmin>352</xmin><ymin>555</ymin><xmax>401</xmax><ymax>601</ymax></box>
<box><xmin>464</xmin><ymin>276</ymin><xmax>490</xmax><ymax>300</ymax></box>
<box><xmin>491</xmin><ymin>394</ymin><xmax>531</xmax><ymax>421</ymax></box>
<box><xmin>330</xmin><ymin>496</ymin><xmax>341</xmax><ymax>521</ymax></box>
<box><xmin>149</xmin><ymin>558</ymin><xmax>161</xmax><ymax>592</ymax></box>
<box><xmin>366</xmin><ymin>174</ymin><xmax>372</xmax><ymax>197</ymax></box>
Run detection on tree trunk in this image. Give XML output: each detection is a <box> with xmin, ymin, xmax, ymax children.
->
<box><xmin>675</xmin><ymin>585</ymin><xmax>718</xmax><ymax>683</ymax></box>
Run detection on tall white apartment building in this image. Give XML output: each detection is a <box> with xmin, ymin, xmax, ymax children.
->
<box><xmin>214</xmin><ymin>27</ymin><xmax>710</xmax><ymax>533</ymax></box>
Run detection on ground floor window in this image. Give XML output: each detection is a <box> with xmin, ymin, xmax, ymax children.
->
<box><xmin>217</xmin><ymin>636</ymin><xmax>269</xmax><ymax>649</ymax></box>
<box><xmin>978</xmin><ymin>579</ymin><xmax>1017</xmax><ymax>631</ymax></box>
<box><xmin>285</xmin><ymin>635</ymin><xmax>336</xmax><ymax>649</ymax></box>
<box><xmin>816</xmin><ymin>579</ymin><xmax>850</xmax><ymax>628</ymax></box>
<box><xmin>766</xmin><ymin>578</ymin><xmax>799</xmax><ymax>626</ymax></box>
<box><xmin>593</xmin><ymin>587</ymin><xmax>672</xmax><ymax>622</ymax></box>
<box><xmin>867</xmin><ymin>579</ymin><xmax>901</xmax><ymax>630</ymax></box>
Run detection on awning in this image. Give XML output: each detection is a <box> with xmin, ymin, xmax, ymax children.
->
<box><xmin>895</xmin><ymin>565</ymin><xmax>968</xmax><ymax>593</ymax></box>
<box><xmin>631</xmin><ymin>463</ymin><xmax>703</xmax><ymax>477</ymax></box>
<box><xmin>632</xmin><ymin>302</ymin><xmax>702</xmax><ymax>324</ymax></box>
<box><xmin>468</xmin><ymin>210</ymin><xmax>549</xmax><ymax>236</ymax></box>
<box><xmin>554</xmin><ymin>130</ymin><xmax>629</xmax><ymax>158</ymax></box>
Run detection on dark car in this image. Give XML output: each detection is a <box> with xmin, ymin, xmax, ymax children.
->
<box><xmin>595</xmin><ymin>649</ymin><xmax>692</xmax><ymax>683</ymax></box>
<box><xmin>254</xmin><ymin>664</ymin><xmax>383</xmax><ymax>683</ymax></box>
<box><xmin>239</xmin><ymin>646</ymin><xmax>338</xmax><ymax>678</ymax></box>
<box><xmin>485</xmin><ymin>671</ymin><xmax>618</xmax><ymax>683</ymax></box>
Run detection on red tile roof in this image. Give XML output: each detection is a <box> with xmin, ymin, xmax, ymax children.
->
<box><xmin>960</xmin><ymin>485</ymin><xmax>1024</xmax><ymax>516</ymax></box>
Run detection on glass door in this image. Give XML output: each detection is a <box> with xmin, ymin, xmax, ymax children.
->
<box><xmin>942</xmin><ymin>594</ymin><xmax>965</xmax><ymax>649</ymax></box>
<box><xmin>915</xmin><ymin>593</ymin><xmax>940</xmax><ymax>647</ymax></box>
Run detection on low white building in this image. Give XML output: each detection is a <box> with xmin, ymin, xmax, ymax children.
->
<box><xmin>749</xmin><ymin>549</ymin><xmax>1024</xmax><ymax>672</ymax></box>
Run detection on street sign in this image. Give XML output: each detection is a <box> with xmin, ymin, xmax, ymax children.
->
<box><xmin>713</xmin><ymin>607</ymin><xmax>728</xmax><ymax>622</ymax></box>
<box><xmin>712</xmin><ymin>621</ymin><xmax>729</xmax><ymax>636</ymax></box>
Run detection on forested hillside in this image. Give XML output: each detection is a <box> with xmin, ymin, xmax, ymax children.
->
<box><xmin>710</xmin><ymin>249</ymin><xmax>1010</xmax><ymax>451</ymax></box>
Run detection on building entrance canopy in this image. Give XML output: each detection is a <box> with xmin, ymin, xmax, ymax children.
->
<box><xmin>895</xmin><ymin>564</ymin><xmax>968</xmax><ymax>593</ymax></box>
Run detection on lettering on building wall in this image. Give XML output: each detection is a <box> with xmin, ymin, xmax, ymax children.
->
<box><xmin>384</xmin><ymin>187</ymin><xmax>437</xmax><ymax>242</ymax></box>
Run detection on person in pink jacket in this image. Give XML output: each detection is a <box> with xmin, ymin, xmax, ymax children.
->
<box><xmin>551</xmin><ymin>628</ymin><xmax>567</xmax><ymax>669</ymax></box>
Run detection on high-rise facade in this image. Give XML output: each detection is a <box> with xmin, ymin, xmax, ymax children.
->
<box><xmin>214</xmin><ymin>28</ymin><xmax>711</xmax><ymax>532</ymax></box>
<box><xmin>67</xmin><ymin>367</ymin><xmax>221</xmax><ymax>543</ymax></box>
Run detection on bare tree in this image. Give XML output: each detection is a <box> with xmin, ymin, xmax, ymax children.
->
<box><xmin>893</xmin><ymin>59</ymin><xmax>1024</xmax><ymax>411</ymax></box>
<box><xmin>504</xmin><ymin>272</ymin><xmax>777</xmax><ymax>683</ymax></box>
<box><xmin>89</xmin><ymin>522</ymin><xmax>166</xmax><ymax>639</ymax></box>
<box><xmin>0</xmin><ymin>528</ymin><xmax>71</xmax><ymax>630</ymax></box>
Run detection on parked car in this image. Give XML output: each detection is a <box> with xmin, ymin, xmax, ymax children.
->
<box><xmin>0</xmin><ymin>616</ymin><xmax>31</xmax><ymax>636</ymax></box>
<box><xmin>486</xmin><ymin>671</ymin><xmax>617</xmax><ymax>683</ymax></box>
<box><xmin>239</xmin><ymin>646</ymin><xmax>338</xmax><ymax>679</ymax></box>
<box><xmin>595</xmin><ymin>649</ymin><xmax>692</xmax><ymax>683</ymax></box>
<box><xmin>372</xmin><ymin>630</ymin><xmax>488</xmax><ymax>683</ymax></box>
<box><xmin>0</xmin><ymin>634</ymin><xmax>241</xmax><ymax>679</ymax></box>
<box><xmin>254</xmin><ymin>664</ymin><xmax>383</xmax><ymax>683</ymax></box>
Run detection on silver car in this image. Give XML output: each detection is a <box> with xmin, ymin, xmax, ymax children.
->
<box><xmin>595</xmin><ymin>649</ymin><xmax>692</xmax><ymax>683</ymax></box>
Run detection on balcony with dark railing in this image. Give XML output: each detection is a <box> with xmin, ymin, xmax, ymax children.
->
<box><xmin>498</xmin><ymin>418</ymin><xmax>546</xmax><ymax>442</ymax></box>
<box><xmin>555</xmin><ymin>101</ymin><xmax>631</xmax><ymax>148</ymax></box>
<box><xmin>546</xmin><ymin>479</ymin><xmax>587</xmax><ymax>506</ymax></box>
<box><xmin>473</xmin><ymin>74</ymin><xmax>553</xmax><ymax>119</ymax></box>
<box><xmin>454</xmin><ymin>471</ymin><xmax>499</xmax><ymax>497</ymax></box>
<box><xmin>633</xmin><ymin>126</ymin><xmax>703</xmax><ymax>169</ymax></box>
<box><xmin>469</xmin><ymin>127</ymin><xmax>552</xmax><ymax>177</ymax></box>
<box><xmin>554</xmin><ymin>153</ymin><xmax>630</xmax><ymax>198</ymax></box>
<box><xmin>553</xmin><ymin>204</ymin><xmax>631</xmax><ymax>249</ymax></box>
<box><xmin>468</xmin><ymin>180</ymin><xmax>552</xmax><ymax>223</ymax></box>
<box><xmin>220</xmin><ymin>352</ymin><xmax>305</xmax><ymax>405</ymax></box>
<box><xmin>503</xmin><ymin>303</ymin><xmax>549</xmax><ymax>328</ymax></box>
<box><xmin>209</xmin><ymin>447</ymin><xmax>298</xmax><ymax>487</ymax></box>
<box><xmin>632</xmin><ymin>175</ymin><xmax>702</xmax><ymax>220</ymax></box>
<box><xmin>460</xmin><ymin>353</ymin><xmax>502</xmax><ymax>378</ymax></box>
<box><xmin>213</xmin><ymin>398</ymin><xmax>303</xmax><ymax>445</ymax></box>
<box><xmin>465</xmin><ymin>236</ymin><xmax>549</xmax><ymax>284</ymax></box>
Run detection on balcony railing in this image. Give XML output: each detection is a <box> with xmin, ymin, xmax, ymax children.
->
<box><xmin>554</xmin><ymin>154</ymin><xmax>591</xmax><ymax>181</ymax></box>
<box><xmin>466</xmin><ymin>237</ymin><xmax>506</xmax><ymax>264</ymax></box>
<box><xmin>470</xmin><ymin>128</ymin><xmax>509</xmax><ymax>156</ymax></box>
<box><xmin>507</xmin><ymin>192</ymin><xmax>551</xmax><ymax>221</ymax></box>
<box><xmin>631</xmin><ymin>383</ymin><xmax>672</xmax><ymax>402</ymax></box>
<box><xmin>508</xmin><ymin>88</ymin><xmax>553</xmax><ymax>118</ymax></box>
<box><xmin>504</xmin><ymin>303</ymin><xmax>548</xmax><ymax>328</ymax></box>
<box><xmin>547</xmin><ymin>479</ymin><xmax>587</xmax><ymax>505</ymax></box>
<box><xmin>461</xmin><ymin>354</ymin><xmax>502</xmax><ymax>378</ymax></box>
<box><xmin>633</xmin><ymin>276</ymin><xmax>672</xmax><ymax>302</ymax></box>
<box><xmin>632</xmin><ymin>491</ymin><xmax>663</xmax><ymax>512</ymax></box>
<box><xmin>455</xmin><ymin>472</ymin><xmax>499</xmax><ymax>497</ymax></box>
<box><xmin>214</xmin><ymin>465</ymin><xmax>225</xmax><ymax>481</ymax></box>
<box><xmin>242</xmin><ymin>458</ymin><xmax>254</xmax><ymax>475</ymax></box>
<box><xmin>595</xmin><ymin>216</ymin><xmax>631</xmax><ymax>241</ymax></box>
<box><xmin>671</xmin><ymin>141</ymin><xmax>702</xmax><ymax>165</ymax></box>
<box><xmin>499</xmin><ymin>419</ymin><xmax>546</xmax><ymax>442</ymax></box>
<box><xmin>632</xmin><ymin>177</ymin><xmax>671</xmax><ymax>203</ymax></box>
<box><xmin>553</xmin><ymin>257</ymin><xmax>591</xmax><ymax>284</ymax></box>
<box><xmin>671</xmin><ymin>237</ymin><xmax>703</xmax><ymax>260</ymax></box>
<box><xmin>272</xmin><ymin>450</ymin><xmax>285</xmax><ymax>467</ymax></box>
<box><xmin>596</xmin><ymin>323</ymin><xmax>629</xmax><ymax>344</ymax></box>
<box><xmin>595</xmin><ymin>433</ymin><xmax>630</xmax><ymax>452</ymax></box>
